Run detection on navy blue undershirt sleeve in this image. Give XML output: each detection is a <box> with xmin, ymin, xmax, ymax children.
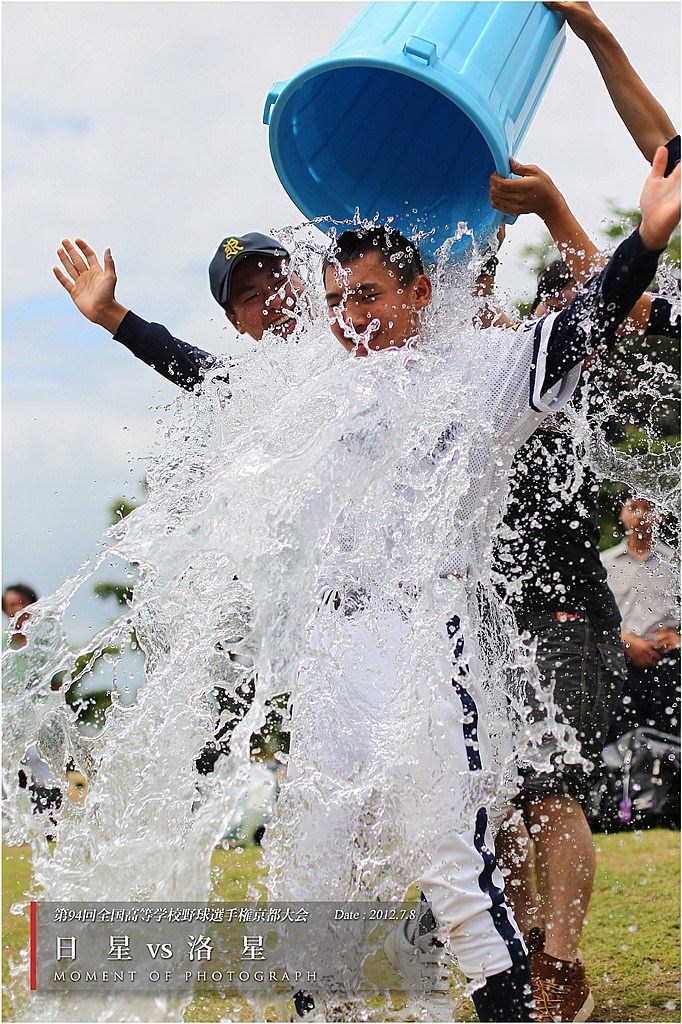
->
<box><xmin>647</xmin><ymin>295</ymin><xmax>681</xmax><ymax>338</ymax></box>
<box><xmin>540</xmin><ymin>228</ymin><xmax>664</xmax><ymax>392</ymax></box>
<box><xmin>113</xmin><ymin>311</ymin><xmax>221</xmax><ymax>392</ymax></box>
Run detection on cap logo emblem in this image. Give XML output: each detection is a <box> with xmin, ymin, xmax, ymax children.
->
<box><xmin>223</xmin><ymin>238</ymin><xmax>244</xmax><ymax>261</ymax></box>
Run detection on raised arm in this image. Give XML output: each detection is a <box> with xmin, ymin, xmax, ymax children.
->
<box><xmin>638</xmin><ymin>147</ymin><xmax>681</xmax><ymax>251</ymax></box>
<box><xmin>490</xmin><ymin>158</ymin><xmax>601</xmax><ymax>282</ymax></box>
<box><xmin>54</xmin><ymin>238</ymin><xmax>219</xmax><ymax>392</ymax></box>
<box><xmin>541</xmin><ymin>148</ymin><xmax>680</xmax><ymax>390</ymax></box>
<box><xmin>545</xmin><ymin>2</ymin><xmax>677</xmax><ymax>161</ymax></box>
<box><xmin>490</xmin><ymin>157</ymin><xmax>681</xmax><ymax>338</ymax></box>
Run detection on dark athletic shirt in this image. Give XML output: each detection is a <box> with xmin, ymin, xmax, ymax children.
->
<box><xmin>113</xmin><ymin>313</ymin><xmax>221</xmax><ymax>390</ymax></box>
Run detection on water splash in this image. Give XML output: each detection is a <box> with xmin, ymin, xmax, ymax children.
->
<box><xmin>3</xmin><ymin>223</ymin><xmax>679</xmax><ymax>1021</ymax></box>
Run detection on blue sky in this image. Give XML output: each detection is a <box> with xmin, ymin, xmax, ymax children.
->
<box><xmin>3</xmin><ymin>1</ymin><xmax>680</xmax><ymax>642</ymax></box>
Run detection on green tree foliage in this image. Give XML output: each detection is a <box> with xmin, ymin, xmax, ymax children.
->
<box><xmin>63</xmin><ymin>646</ymin><xmax>122</xmax><ymax>733</ymax></box>
<box><xmin>93</xmin><ymin>479</ymin><xmax>148</xmax><ymax>608</ymax></box>
<box><xmin>520</xmin><ymin>235</ymin><xmax>559</xmax><ymax>281</ymax></box>
<box><xmin>92</xmin><ymin>581</ymin><xmax>133</xmax><ymax>606</ymax></box>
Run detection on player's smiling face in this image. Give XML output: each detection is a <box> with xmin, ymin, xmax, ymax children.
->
<box><xmin>226</xmin><ymin>254</ymin><xmax>303</xmax><ymax>341</ymax></box>
<box><xmin>324</xmin><ymin>250</ymin><xmax>432</xmax><ymax>357</ymax></box>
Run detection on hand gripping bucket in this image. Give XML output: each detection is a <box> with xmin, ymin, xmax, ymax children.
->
<box><xmin>264</xmin><ymin>2</ymin><xmax>565</xmax><ymax>260</ymax></box>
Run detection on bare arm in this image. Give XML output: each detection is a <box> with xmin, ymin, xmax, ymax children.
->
<box><xmin>621</xmin><ymin>632</ymin><xmax>661</xmax><ymax>668</ymax></box>
<box><xmin>490</xmin><ymin>158</ymin><xmax>601</xmax><ymax>280</ymax></box>
<box><xmin>653</xmin><ymin>627</ymin><xmax>681</xmax><ymax>654</ymax></box>
<box><xmin>545</xmin><ymin>2</ymin><xmax>676</xmax><ymax>161</ymax></box>
<box><xmin>489</xmin><ymin>158</ymin><xmax>655</xmax><ymax>334</ymax></box>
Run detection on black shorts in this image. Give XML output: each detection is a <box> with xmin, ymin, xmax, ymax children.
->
<box><xmin>514</xmin><ymin>613</ymin><xmax>627</xmax><ymax>808</ymax></box>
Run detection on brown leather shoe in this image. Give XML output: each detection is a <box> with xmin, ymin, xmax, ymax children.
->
<box><xmin>531</xmin><ymin>951</ymin><xmax>595</xmax><ymax>1022</ymax></box>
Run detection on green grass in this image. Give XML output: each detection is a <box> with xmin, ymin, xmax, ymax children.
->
<box><xmin>3</xmin><ymin>832</ymin><xmax>679</xmax><ymax>1022</ymax></box>
<box><xmin>582</xmin><ymin>831</ymin><xmax>680</xmax><ymax>1022</ymax></box>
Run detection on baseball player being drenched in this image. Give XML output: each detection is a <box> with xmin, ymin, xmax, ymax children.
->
<box><xmin>286</xmin><ymin>148</ymin><xmax>677</xmax><ymax>1023</ymax></box>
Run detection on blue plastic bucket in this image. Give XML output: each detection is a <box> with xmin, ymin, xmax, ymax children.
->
<box><xmin>264</xmin><ymin>2</ymin><xmax>565</xmax><ymax>260</ymax></box>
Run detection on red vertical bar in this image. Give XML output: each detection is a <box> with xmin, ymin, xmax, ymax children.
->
<box><xmin>29</xmin><ymin>901</ymin><xmax>37</xmax><ymax>991</ymax></box>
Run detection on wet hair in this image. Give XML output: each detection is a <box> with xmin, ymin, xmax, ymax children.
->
<box><xmin>322</xmin><ymin>227</ymin><xmax>424</xmax><ymax>288</ymax></box>
<box><xmin>531</xmin><ymin>258</ymin><xmax>576</xmax><ymax>314</ymax></box>
<box><xmin>2</xmin><ymin>583</ymin><xmax>38</xmax><ymax>614</ymax></box>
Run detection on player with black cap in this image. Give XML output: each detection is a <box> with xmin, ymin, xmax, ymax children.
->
<box><xmin>208</xmin><ymin>232</ymin><xmax>300</xmax><ymax>340</ymax></box>
<box><xmin>54</xmin><ymin>230</ymin><xmax>306</xmax><ymax>782</ymax></box>
<box><xmin>54</xmin><ymin>231</ymin><xmax>304</xmax><ymax>391</ymax></box>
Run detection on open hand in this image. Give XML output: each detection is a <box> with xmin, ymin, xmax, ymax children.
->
<box><xmin>54</xmin><ymin>238</ymin><xmax>127</xmax><ymax>333</ymax></box>
<box><xmin>639</xmin><ymin>147</ymin><xmax>681</xmax><ymax>251</ymax></box>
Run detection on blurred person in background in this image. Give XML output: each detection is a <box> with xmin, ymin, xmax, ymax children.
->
<box><xmin>602</xmin><ymin>496</ymin><xmax>680</xmax><ymax>741</ymax></box>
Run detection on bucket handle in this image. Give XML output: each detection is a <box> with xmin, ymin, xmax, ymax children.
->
<box><xmin>263</xmin><ymin>82</ymin><xmax>287</xmax><ymax>125</ymax></box>
<box><xmin>403</xmin><ymin>36</ymin><xmax>438</xmax><ymax>66</ymax></box>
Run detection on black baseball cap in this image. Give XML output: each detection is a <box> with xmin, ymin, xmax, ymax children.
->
<box><xmin>209</xmin><ymin>232</ymin><xmax>290</xmax><ymax>310</ymax></box>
